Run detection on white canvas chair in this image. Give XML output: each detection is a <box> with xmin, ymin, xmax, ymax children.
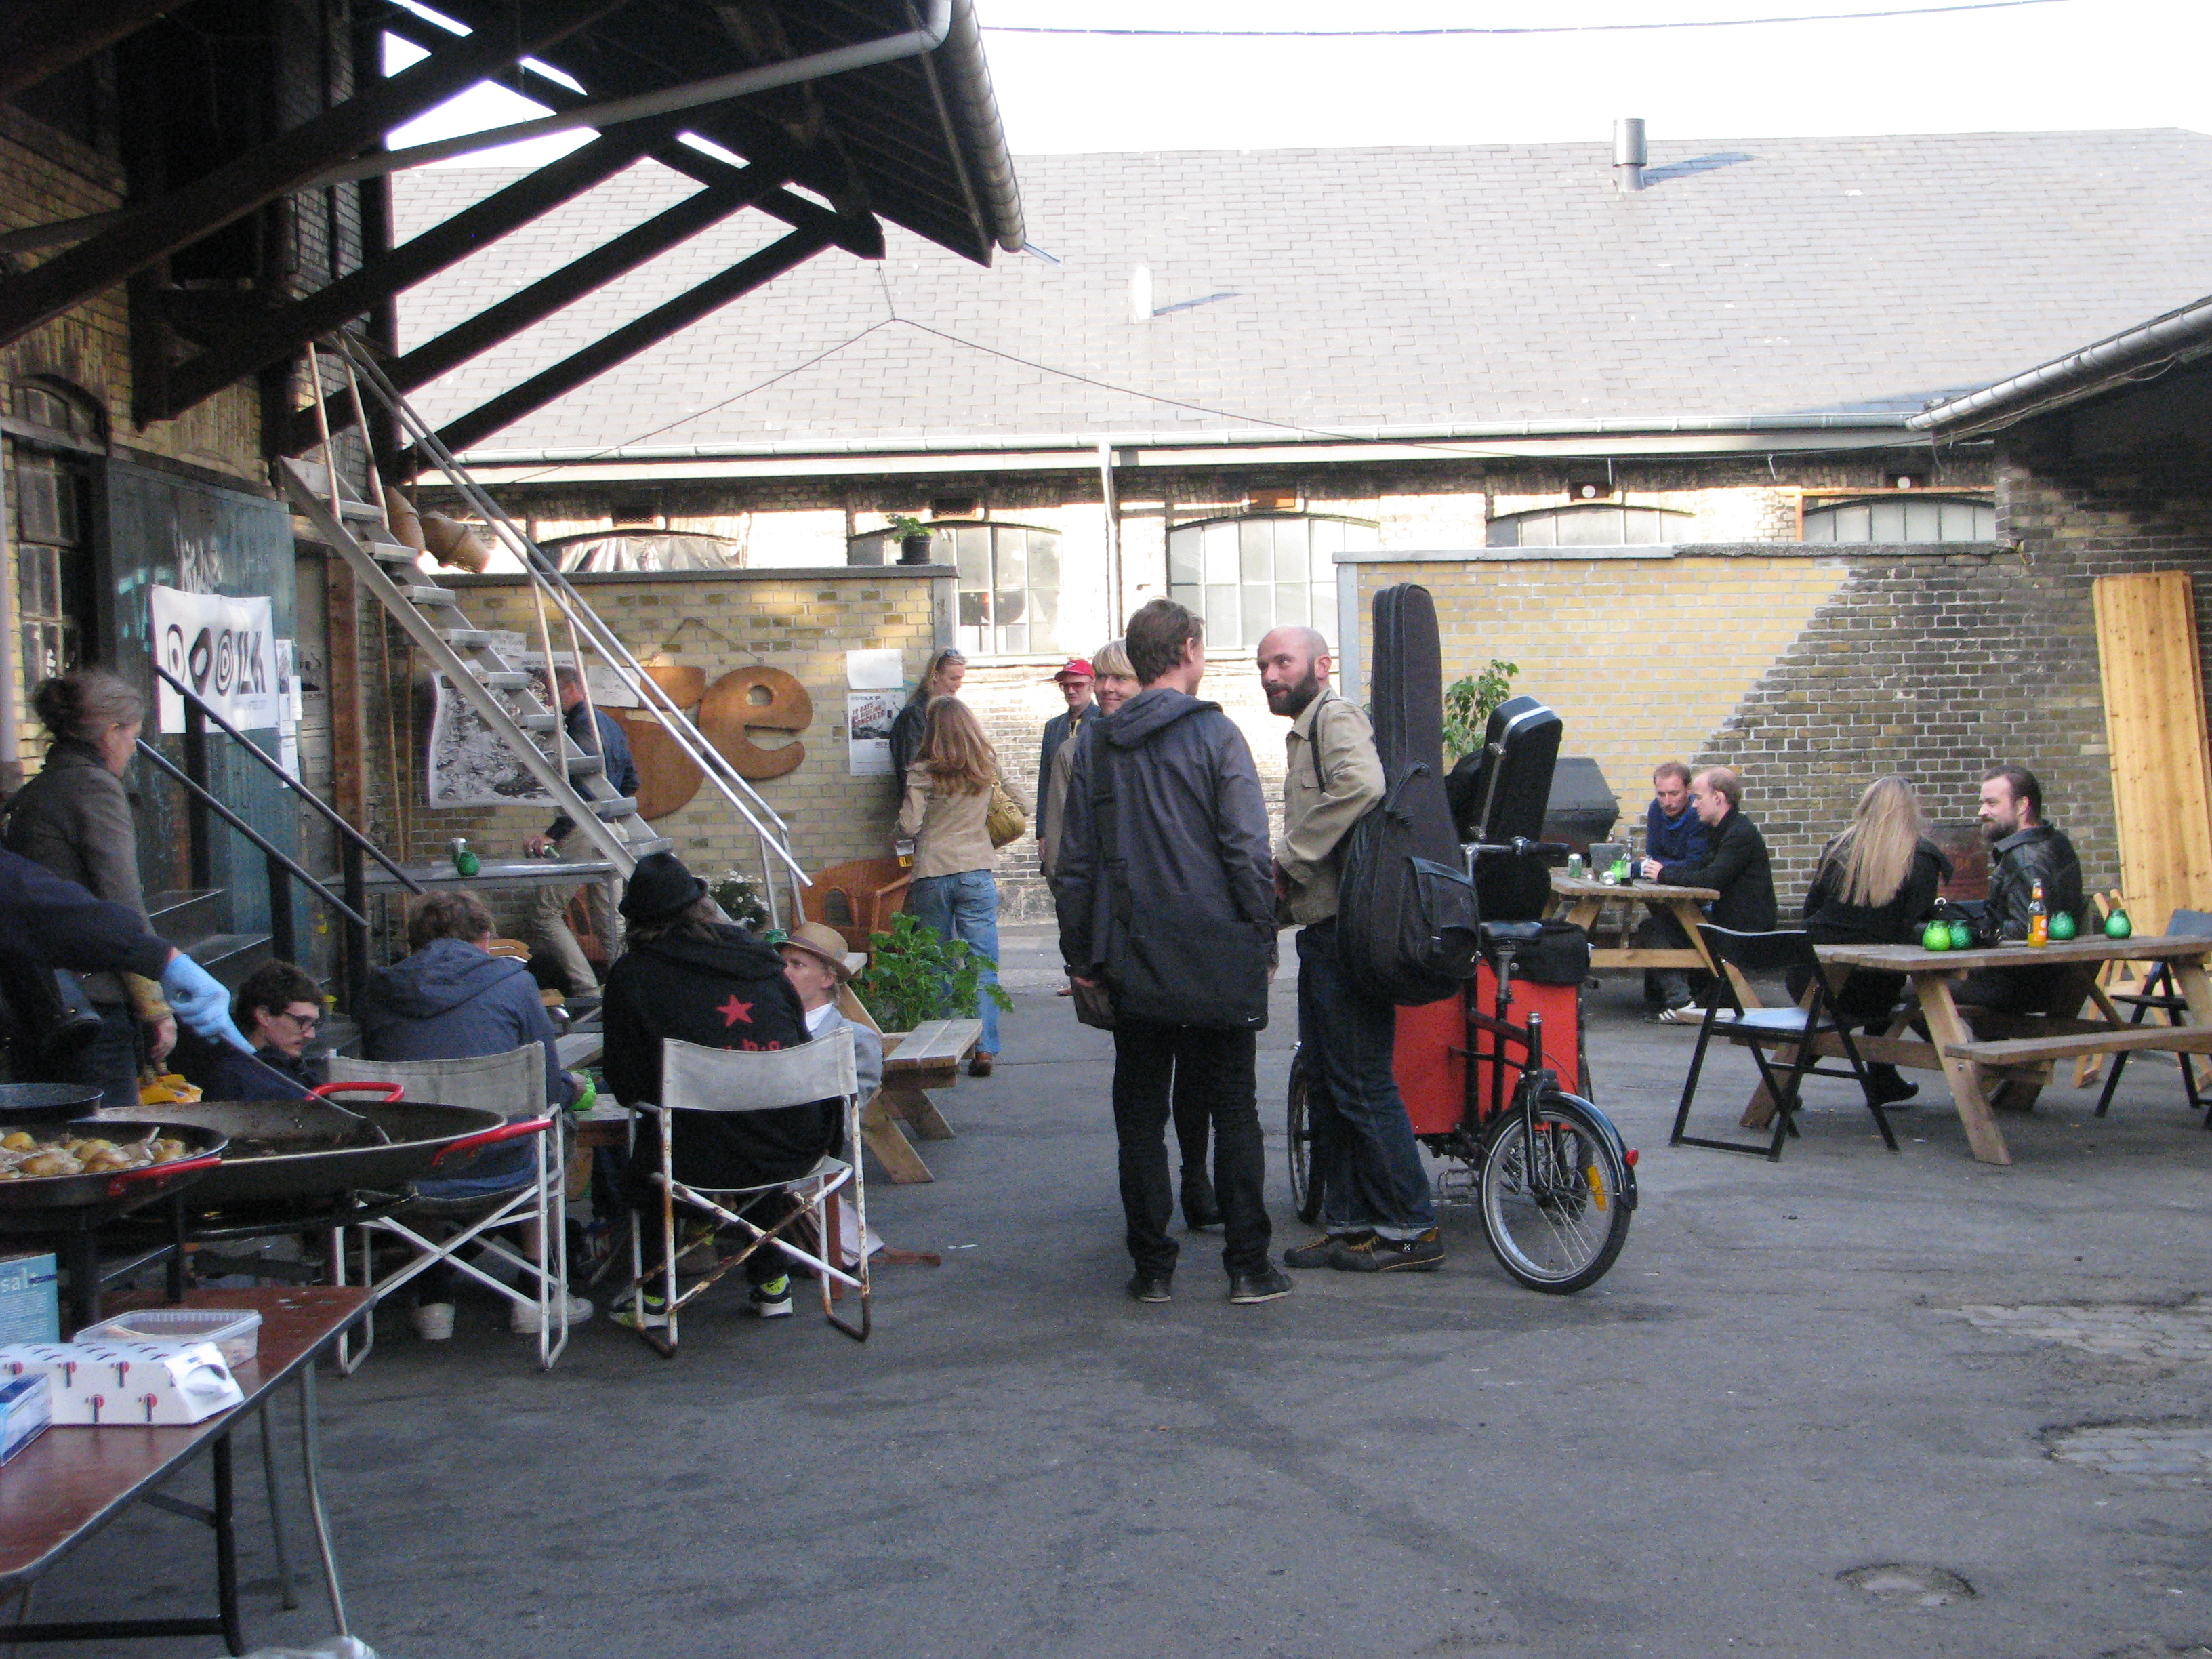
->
<box><xmin>622</xmin><ymin>1029</ymin><xmax>869</xmax><ymax>1358</ymax></box>
<box><xmin>322</xmin><ymin>1046</ymin><xmax>571</xmax><ymax>1371</ymax></box>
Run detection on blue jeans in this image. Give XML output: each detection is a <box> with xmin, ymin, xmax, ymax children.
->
<box><xmin>1296</xmin><ymin>921</ymin><xmax>1436</xmax><ymax>1239</ymax></box>
<box><xmin>907</xmin><ymin>869</ymin><xmax>1002</xmax><ymax>1054</ymax></box>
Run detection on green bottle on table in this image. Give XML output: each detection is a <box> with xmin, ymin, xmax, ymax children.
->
<box><xmin>2106</xmin><ymin>907</ymin><xmax>2133</xmax><ymax>939</ymax></box>
<box><xmin>1948</xmin><ymin>919</ymin><xmax>1975</xmax><ymax>951</ymax></box>
<box><xmin>2049</xmin><ymin>909</ymin><xmax>2078</xmax><ymax>942</ymax></box>
<box><xmin>450</xmin><ymin>836</ymin><xmax>480</xmax><ymax>878</ymax></box>
<box><xmin>1921</xmin><ymin>920</ymin><xmax>1952</xmax><ymax>951</ymax></box>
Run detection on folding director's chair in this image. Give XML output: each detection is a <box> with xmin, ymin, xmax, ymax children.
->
<box><xmin>1670</xmin><ymin>925</ymin><xmax>1902</xmax><ymax>1161</ymax></box>
<box><xmin>322</xmin><ymin>1046</ymin><xmax>569</xmax><ymax>1371</ymax></box>
<box><xmin>623</xmin><ymin>1030</ymin><xmax>869</xmax><ymax>1359</ymax></box>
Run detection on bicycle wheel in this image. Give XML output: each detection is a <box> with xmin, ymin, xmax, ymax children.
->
<box><xmin>1478</xmin><ymin>1089</ymin><xmax>1631</xmax><ymax>1293</ymax></box>
<box><xmin>1286</xmin><ymin>1047</ymin><xmax>1324</xmax><ymax>1224</ymax></box>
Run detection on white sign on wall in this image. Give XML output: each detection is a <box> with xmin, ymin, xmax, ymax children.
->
<box><xmin>149</xmin><ymin>586</ymin><xmax>279</xmax><ymax>733</ymax></box>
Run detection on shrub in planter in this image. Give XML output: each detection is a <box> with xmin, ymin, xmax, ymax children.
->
<box><xmin>855</xmin><ymin>912</ymin><xmax>1013</xmax><ymax>1031</ymax></box>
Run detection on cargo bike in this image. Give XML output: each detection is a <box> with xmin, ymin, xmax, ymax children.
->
<box><xmin>1286</xmin><ymin>670</ymin><xmax>1637</xmax><ymax>1294</ymax></box>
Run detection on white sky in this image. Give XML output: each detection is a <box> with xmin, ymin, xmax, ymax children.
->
<box><xmin>386</xmin><ymin>0</ymin><xmax>2212</xmax><ymax>169</ymax></box>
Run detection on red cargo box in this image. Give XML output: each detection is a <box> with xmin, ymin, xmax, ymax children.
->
<box><xmin>1393</xmin><ymin>968</ymin><xmax>1582</xmax><ymax>1136</ymax></box>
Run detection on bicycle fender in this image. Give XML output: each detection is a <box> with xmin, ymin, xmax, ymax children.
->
<box><xmin>1540</xmin><ymin>1090</ymin><xmax>1641</xmax><ymax>1213</ymax></box>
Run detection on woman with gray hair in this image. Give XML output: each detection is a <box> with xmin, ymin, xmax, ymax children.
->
<box><xmin>1</xmin><ymin>668</ymin><xmax>172</xmax><ymax>1107</ymax></box>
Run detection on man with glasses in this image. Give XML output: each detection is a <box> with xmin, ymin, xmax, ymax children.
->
<box><xmin>233</xmin><ymin>960</ymin><xmax>329</xmax><ymax>1092</ymax></box>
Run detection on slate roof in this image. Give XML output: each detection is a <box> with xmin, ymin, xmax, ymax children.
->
<box><xmin>392</xmin><ymin>129</ymin><xmax>2212</xmax><ymax>462</ymax></box>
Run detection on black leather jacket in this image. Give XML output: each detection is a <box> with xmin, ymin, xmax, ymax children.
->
<box><xmin>1980</xmin><ymin>823</ymin><xmax>2084</xmax><ymax>943</ymax></box>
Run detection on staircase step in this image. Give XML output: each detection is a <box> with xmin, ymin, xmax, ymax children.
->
<box><xmin>337</xmin><ymin>499</ymin><xmax>384</xmax><ymax>523</ymax></box>
<box><xmin>172</xmin><ymin>930</ymin><xmax>273</xmax><ymax>989</ymax></box>
<box><xmin>365</xmin><ymin>541</ymin><xmax>420</xmax><ymax>566</ymax></box>
<box><xmin>470</xmin><ymin>669</ymin><xmax>530</xmax><ymax>690</ymax></box>
<box><xmin>146</xmin><ymin>888</ymin><xmax>224</xmax><ymax>943</ymax></box>
<box><xmin>436</xmin><ymin>628</ymin><xmax>493</xmax><ymax>649</ymax></box>
<box><xmin>516</xmin><ymin>711</ymin><xmax>558</xmax><ymax>733</ymax></box>
<box><xmin>395</xmin><ymin>584</ymin><xmax>458</xmax><ymax>607</ymax></box>
<box><xmin>624</xmin><ymin>835</ymin><xmax>674</xmax><ymax>856</ymax></box>
<box><xmin>562</xmin><ymin>754</ymin><xmax>605</xmax><ymax>777</ymax></box>
<box><xmin>588</xmin><ymin>798</ymin><xmax>639</xmax><ymax>819</ymax></box>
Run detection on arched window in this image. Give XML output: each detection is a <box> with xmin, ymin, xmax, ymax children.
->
<box><xmin>541</xmin><ymin>530</ymin><xmax>743</xmax><ymax>572</ymax></box>
<box><xmin>1801</xmin><ymin>495</ymin><xmax>1993</xmax><ymax>543</ymax></box>
<box><xmin>13</xmin><ymin>377</ymin><xmax>104</xmax><ymax>442</ymax></box>
<box><xmin>1166</xmin><ymin>514</ymin><xmax>1376</xmax><ymax>651</ymax></box>
<box><xmin>865</xmin><ymin>522</ymin><xmax>1065</xmax><ymax>657</ymax></box>
<box><xmin>1486</xmin><ymin>505</ymin><xmax>1693</xmax><ymax>548</ymax></box>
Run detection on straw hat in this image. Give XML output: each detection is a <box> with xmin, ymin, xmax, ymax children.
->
<box><xmin>778</xmin><ymin>920</ymin><xmax>856</xmax><ymax>981</ymax></box>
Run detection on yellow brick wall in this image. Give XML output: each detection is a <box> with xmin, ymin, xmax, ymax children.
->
<box><xmin>1357</xmin><ymin>554</ymin><xmax>1849</xmax><ymax>828</ymax></box>
<box><xmin>390</xmin><ymin>571</ymin><xmax>943</xmax><ymax>888</ymax></box>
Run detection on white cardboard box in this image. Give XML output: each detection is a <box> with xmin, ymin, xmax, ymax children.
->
<box><xmin>0</xmin><ymin>1340</ymin><xmax>244</xmax><ymax>1426</ymax></box>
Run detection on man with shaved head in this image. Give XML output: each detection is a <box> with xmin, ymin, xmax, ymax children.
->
<box><xmin>1258</xmin><ymin>626</ymin><xmax>1442</xmax><ymax>1274</ymax></box>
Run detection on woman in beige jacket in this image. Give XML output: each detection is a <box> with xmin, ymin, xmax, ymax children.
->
<box><xmin>897</xmin><ymin>697</ymin><xmax>1028</xmax><ymax>1074</ymax></box>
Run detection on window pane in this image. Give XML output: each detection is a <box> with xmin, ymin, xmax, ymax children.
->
<box><xmin>994</xmin><ymin>531</ymin><xmax>1027</xmax><ymax>625</ymax></box>
<box><xmin>954</xmin><ymin>526</ymin><xmax>988</xmax><ymax>588</ymax></box>
<box><xmin>1523</xmin><ymin>513</ymin><xmax>1557</xmax><ymax>547</ymax></box>
<box><xmin>1168</xmin><ymin>528</ymin><xmax>1202</xmax><ymax>587</ymax></box>
<box><xmin>1837</xmin><ymin>504</ymin><xmax>1872</xmax><ymax>541</ymax></box>
<box><xmin>1659</xmin><ymin>512</ymin><xmax>1689</xmax><ymax>544</ymax></box>
<box><xmin>1309</xmin><ymin>519</ymin><xmax>1343</xmax><ymax>583</ymax></box>
<box><xmin>1240</xmin><ymin>583</ymin><xmax>1271</xmax><ymax>647</ymax></box>
<box><xmin>1169</xmin><ymin>581</ymin><xmax>1201</xmax><ymax>617</ymax></box>
<box><xmin>1557</xmin><ymin>508</ymin><xmax>1620</xmax><ymax>546</ymax></box>
<box><xmin>1622</xmin><ymin>508</ymin><xmax>1658</xmax><ymax>542</ymax></box>
<box><xmin>1276</xmin><ymin>581</ymin><xmax>1308</xmax><ymax>630</ymax></box>
<box><xmin>1239</xmin><ymin>519</ymin><xmax>1273</xmax><ymax>583</ymax></box>
<box><xmin>999</xmin><ymin>623</ymin><xmax>1027</xmax><ymax>654</ymax></box>
<box><xmin>958</xmin><ymin>589</ymin><xmax>990</xmax><ymax>629</ymax></box>
<box><xmin>1275</xmin><ymin>523</ymin><xmax>1309</xmax><ymax>583</ymax></box>
<box><xmin>1486</xmin><ymin>518</ymin><xmax>1521</xmax><ymax>548</ymax></box>
<box><xmin>1205</xmin><ymin>583</ymin><xmax>1238</xmax><ymax>638</ymax></box>
<box><xmin>1803</xmin><ymin>508</ymin><xmax>1835</xmax><ymax>541</ymax></box>
<box><xmin>1203</xmin><ymin>523</ymin><xmax>1239</xmax><ymax>583</ymax></box>
<box><xmin>1903</xmin><ymin>500</ymin><xmax>1942</xmax><ymax>541</ymax></box>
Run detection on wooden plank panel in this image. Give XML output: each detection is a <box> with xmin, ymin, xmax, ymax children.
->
<box><xmin>2094</xmin><ymin>571</ymin><xmax>2212</xmax><ymax>937</ymax></box>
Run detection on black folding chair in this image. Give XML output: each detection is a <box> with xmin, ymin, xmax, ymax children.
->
<box><xmin>2093</xmin><ymin>907</ymin><xmax>2212</xmax><ymax>1125</ymax></box>
<box><xmin>1669</xmin><ymin>926</ymin><xmax>1901</xmax><ymax>1160</ymax></box>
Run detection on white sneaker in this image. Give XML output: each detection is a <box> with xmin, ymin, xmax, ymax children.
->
<box><xmin>411</xmin><ymin>1302</ymin><xmax>455</xmax><ymax>1341</ymax></box>
<box><xmin>510</xmin><ymin>1292</ymin><xmax>592</xmax><ymax>1334</ymax></box>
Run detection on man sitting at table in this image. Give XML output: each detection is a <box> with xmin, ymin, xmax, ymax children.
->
<box><xmin>1954</xmin><ymin>764</ymin><xmax>2085</xmax><ymax>1018</ymax></box>
<box><xmin>1637</xmin><ymin>762</ymin><xmax>1711</xmax><ymax>1008</ymax></box>
<box><xmin>1639</xmin><ymin>765</ymin><xmax>1778</xmax><ymax>1021</ymax></box>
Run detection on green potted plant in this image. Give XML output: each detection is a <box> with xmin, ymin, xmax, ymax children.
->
<box><xmin>709</xmin><ymin>869</ymin><xmax>772</xmax><ymax>932</ymax></box>
<box><xmin>1441</xmin><ymin>658</ymin><xmax>1519</xmax><ymax>763</ymax></box>
<box><xmin>854</xmin><ymin>912</ymin><xmax>1013</xmax><ymax>1033</ymax></box>
<box><xmin>888</xmin><ymin>514</ymin><xmax>936</xmax><ymax>566</ymax></box>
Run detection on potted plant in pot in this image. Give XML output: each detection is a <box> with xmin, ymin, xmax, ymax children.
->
<box><xmin>854</xmin><ymin>912</ymin><xmax>1013</xmax><ymax>1033</ymax></box>
<box><xmin>888</xmin><ymin>514</ymin><xmax>936</xmax><ymax>566</ymax></box>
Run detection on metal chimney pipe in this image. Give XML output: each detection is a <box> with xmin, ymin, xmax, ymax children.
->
<box><xmin>1614</xmin><ymin>117</ymin><xmax>1647</xmax><ymax>193</ymax></box>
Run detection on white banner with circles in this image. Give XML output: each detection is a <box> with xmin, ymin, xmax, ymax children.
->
<box><xmin>149</xmin><ymin>585</ymin><xmax>281</xmax><ymax>733</ymax></box>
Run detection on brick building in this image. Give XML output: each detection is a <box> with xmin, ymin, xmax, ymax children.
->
<box><xmin>403</xmin><ymin>131</ymin><xmax>2212</xmax><ymax>913</ymax></box>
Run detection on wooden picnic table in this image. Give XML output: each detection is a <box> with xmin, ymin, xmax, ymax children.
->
<box><xmin>1548</xmin><ymin>875</ymin><xmax>1761</xmax><ymax>1008</ymax></box>
<box><xmin>1778</xmin><ymin>934</ymin><xmax>2212</xmax><ymax>1166</ymax></box>
<box><xmin>863</xmin><ymin>1018</ymin><xmax>983</xmax><ymax>1184</ymax></box>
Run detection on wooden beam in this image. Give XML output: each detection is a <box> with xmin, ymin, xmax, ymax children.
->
<box><xmin>155</xmin><ymin>126</ymin><xmax>663</xmax><ymax>422</ymax></box>
<box><xmin>0</xmin><ymin>0</ymin><xmax>184</xmax><ymax>104</ymax></box>
<box><xmin>377</xmin><ymin>14</ymin><xmax>884</xmax><ymax>259</ymax></box>
<box><xmin>283</xmin><ymin>164</ymin><xmax>787</xmax><ymax>455</ymax></box>
<box><xmin>0</xmin><ymin>0</ymin><xmax>626</xmax><ymax>352</ymax></box>
<box><xmin>405</xmin><ymin>224</ymin><xmax>834</xmax><ymax>466</ymax></box>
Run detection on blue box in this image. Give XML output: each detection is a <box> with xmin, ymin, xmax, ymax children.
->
<box><xmin>0</xmin><ymin>1256</ymin><xmax>56</xmax><ymax>1347</ymax></box>
<box><xmin>0</xmin><ymin>1373</ymin><xmax>49</xmax><ymax>1465</ymax></box>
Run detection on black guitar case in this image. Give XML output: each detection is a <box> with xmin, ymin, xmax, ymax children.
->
<box><xmin>1446</xmin><ymin>693</ymin><xmax>1565</xmax><ymax>922</ymax></box>
<box><xmin>1333</xmin><ymin>584</ymin><xmax>1482</xmax><ymax>1004</ymax></box>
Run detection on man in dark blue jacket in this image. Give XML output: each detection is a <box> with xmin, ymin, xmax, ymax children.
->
<box><xmin>1644</xmin><ymin>762</ymin><xmax>1710</xmax><ymax>867</ymax></box>
<box><xmin>357</xmin><ymin>888</ymin><xmax>581</xmax><ymax>1340</ymax></box>
<box><xmin>1055</xmin><ymin>599</ymin><xmax>1290</xmax><ymax>1308</ymax></box>
<box><xmin>525</xmin><ymin>665</ymin><xmax>640</xmax><ymax>1000</ymax></box>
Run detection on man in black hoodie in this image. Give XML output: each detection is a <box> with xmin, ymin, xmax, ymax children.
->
<box><xmin>1055</xmin><ymin>599</ymin><xmax>1291</xmax><ymax>1307</ymax></box>
<box><xmin>601</xmin><ymin>853</ymin><xmax>826</xmax><ymax>1326</ymax></box>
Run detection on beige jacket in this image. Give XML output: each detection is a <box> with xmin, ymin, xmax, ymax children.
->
<box><xmin>1277</xmin><ymin>687</ymin><xmax>1386</xmax><ymax>926</ymax></box>
<box><xmin>897</xmin><ymin>766</ymin><xmax>1032</xmax><ymax>880</ymax></box>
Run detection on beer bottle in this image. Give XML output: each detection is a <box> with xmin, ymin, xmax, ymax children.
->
<box><xmin>2027</xmin><ymin>880</ymin><xmax>2049</xmax><ymax>947</ymax></box>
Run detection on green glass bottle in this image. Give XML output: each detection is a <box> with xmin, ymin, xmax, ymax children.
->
<box><xmin>1921</xmin><ymin>920</ymin><xmax>1952</xmax><ymax>951</ymax></box>
<box><xmin>1948</xmin><ymin>918</ymin><xmax>1975</xmax><ymax>951</ymax></box>
<box><xmin>2105</xmin><ymin>907</ymin><xmax>2133</xmax><ymax>940</ymax></box>
<box><xmin>2048</xmin><ymin>909</ymin><xmax>2078</xmax><ymax>942</ymax></box>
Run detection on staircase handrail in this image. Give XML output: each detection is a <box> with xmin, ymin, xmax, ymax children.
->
<box><xmin>134</xmin><ymin>740</ymin><xmax>367</xmax><ymax>927</ymax></box>
<box><xmin>338</xmin><ymin>340</ymin><xmax>811</xmax><ymax>909</ymax></box>
<box><xmin>152</xmin><ymin>663</ymin><xmax>424</xmax><ymax>895</ymax></box>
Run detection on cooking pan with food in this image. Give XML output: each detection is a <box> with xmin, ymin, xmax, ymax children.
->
<box><xmin>0</xmin><ymin>1118</ymin><xmax>227</xmax><ymax>1227</ymax></box>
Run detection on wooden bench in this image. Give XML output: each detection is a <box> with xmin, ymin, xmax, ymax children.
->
<box><xmin>1941</xmin><ymin>1025</ymin><xmax>2212</xmax><ymax>1067</ymax></box>
<box><xmin>856</xmin><ymin>1016</ymin><xmax>982</xmax><ymax>1185</ymax></box>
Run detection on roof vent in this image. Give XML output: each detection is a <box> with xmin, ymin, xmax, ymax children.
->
<box><xmin>1614</xmin><ymin>118</ymin><xmax>1647</xmax><ymax>194</ymax></box>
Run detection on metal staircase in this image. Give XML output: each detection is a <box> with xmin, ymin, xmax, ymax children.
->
<box><xmin>279</xmin><ymin>337</ymin><xmax>810</xmax><ymax>918</ymax></box>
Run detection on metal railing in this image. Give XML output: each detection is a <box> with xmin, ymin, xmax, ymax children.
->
<box><xmin>150</xmin><ymin>663</ymin><xmax>422</xmax><ymax>1005</ymax></box>
<box><xmin>335</xmin><ymin>336</ymin><xmax>812</xmax><ymax>926</ymax></box>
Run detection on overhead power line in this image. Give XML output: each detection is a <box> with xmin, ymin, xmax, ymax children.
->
<box><xmin>980</xmin><ymin>0</ymin><xmax>2068</xmax><ymax>37</ymax></box>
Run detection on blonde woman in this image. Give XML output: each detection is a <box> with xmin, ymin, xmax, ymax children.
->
<box><xmin>1040</xmin><ymin>641</ymin><xmax>1139</xmax><ymax>880</ymax></box>
<box><xmin>1793</xmin><ymin>775</ymin><xmax>1951</xmax><ymax>1103</ymax></box>
<box><xmin>897</xmin><ymin>696</ymin><xmax>1029</xmax><ymax>1074</ymax></box>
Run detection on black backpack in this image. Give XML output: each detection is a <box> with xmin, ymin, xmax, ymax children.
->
<box><xmin>1331</xmin><ymin>585</ymin><xmax>1481</xmax><ymax>1005</ymax></box>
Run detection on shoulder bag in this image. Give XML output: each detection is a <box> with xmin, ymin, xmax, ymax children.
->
<box><xmin>987</xmin><ymin>775</ymin><xmax>1028</xmax><ymax>849</ymax></box>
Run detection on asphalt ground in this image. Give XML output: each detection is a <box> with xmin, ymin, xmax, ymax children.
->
<box><xmin>22</xmin><ymin>926</ymin><xmax>2212</xmax><ymax>1658</ymax></box>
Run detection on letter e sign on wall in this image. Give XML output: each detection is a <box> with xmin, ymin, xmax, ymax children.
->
<box><xmin>699</xmin><ymin>667</ymin><xmax>813</xmax><ymax>779</ymax></box>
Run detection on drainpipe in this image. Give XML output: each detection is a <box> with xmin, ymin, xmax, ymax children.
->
<box><xmin>1097</xmin><ymin>442</ymin><xmax>1123</xmax><ymax>635</ymax></box>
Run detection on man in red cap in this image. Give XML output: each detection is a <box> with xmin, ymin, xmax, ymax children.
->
<box><xmin>1036</xmin><ymin>658</ymin><xmax>1097</xmax><ymax>858</ymax></box>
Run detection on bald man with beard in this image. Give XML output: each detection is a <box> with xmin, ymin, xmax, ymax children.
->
<box><xmin>1258</xmin><ymin>626</ymin><xmax>1442</xmax><ymax>1275</ymax></box>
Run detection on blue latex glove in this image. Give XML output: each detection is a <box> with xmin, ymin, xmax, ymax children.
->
<box><xmin>159</xmin><ymin>952</ymin><xmax>253</xmax><ymax>1054</ymax></box>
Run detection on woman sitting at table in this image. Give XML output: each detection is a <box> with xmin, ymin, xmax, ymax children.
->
<box><xmin>1788</xmin><ymin>775</ymin><xmax>1950</xmax><ymax>1105</ymax></box>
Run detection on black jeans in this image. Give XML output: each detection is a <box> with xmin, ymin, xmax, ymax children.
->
<box><xmin>1296</xmin><ymin>922</ymin><xmax>1435</xmax><ymax>1237</ymax></box>
<box><xmin>1634</xmin><ymin>911</ymin><xmax>1711</xmax><ymax>1010</ymax></box>
<box><xmin>1111</xmin><ymin>1019</ymin><xmax>1269</xmax><ymax>1277</ymax></box>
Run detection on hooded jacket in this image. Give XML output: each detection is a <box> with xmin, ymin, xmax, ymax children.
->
<box><xmin>601</xmin><ymin>923</ymin><xmax>834</xmax><ymax>1187</ymax></box>
<box><xmin>1052</xmin><ymin>687</ymin><xmax>1277</xmax><ymax>1028</ymax></box>
<box><xmin>359</xmin><ymin>938</ymin><xmax>572</xmax><ymax>1111</ymax></box>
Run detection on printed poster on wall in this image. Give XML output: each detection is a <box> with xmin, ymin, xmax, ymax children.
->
<box><xmin>149</xmin><ymin>586</ymin><xmax>280</xmax><ymax>733</ymax></box>
<box><xmin>426</xmin><ymin>672</ymin><xmax>554</xmax><ymax>808</ymax></box>
<box><xmin>846</xmin><ymin>690</ymin><xmax>899</xmax><ymax>777</ymax></box>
